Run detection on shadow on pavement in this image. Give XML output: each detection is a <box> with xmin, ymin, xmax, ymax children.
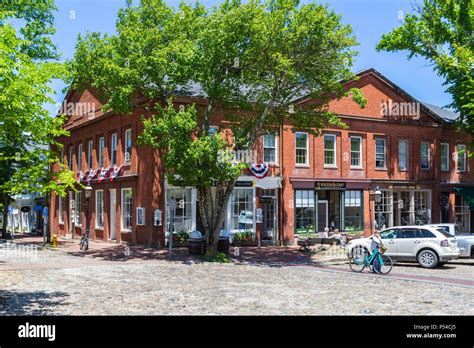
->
<box><xmin>0</xmin><ymin>289</ymin><xmax>69</xmax><ymax>315</ymax></box>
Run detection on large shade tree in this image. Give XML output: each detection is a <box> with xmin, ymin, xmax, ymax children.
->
<box><xmin>70</xmin><ymin>0</ymin><xmax>366</xmax><ymax>257</ymax></box>
<box><xmin>0</xmin><ymin>0</ymin><xmax>76</xmax><ymax>238</ymax></box>
<box><xmin>377</xmin><ymin>0</ymin><xmax>473</xmax><ymax>140</ymax></box>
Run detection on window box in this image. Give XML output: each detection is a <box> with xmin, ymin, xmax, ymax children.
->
<box><xmin>231</xmin><ymin>230</ymin><xmax>257</xmax><ymax>246</ymax></box>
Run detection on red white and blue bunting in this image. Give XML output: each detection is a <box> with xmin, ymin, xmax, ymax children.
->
<box><xmin>110</xmin><ymin>164</ymin><xmax>125</xmax><ymax>182</ymax></box>
<box><xmin>78</xmin><ymin>165</ymin><xmax>124</xmax><ymax>184</ymax></box>
<box><xmin>249</xmin><ymin>162</ymin><xmax>269</xmax><ymax>178</ymax></box>
<box><xmin>86</xmin><ymin>168</ymin><xmax>98</xmax><ymax>183</ymax></box>
<box><xmin>98</xmin><ymin>165</ymin><xmax>112</xmax><ymax>183</ymax></box>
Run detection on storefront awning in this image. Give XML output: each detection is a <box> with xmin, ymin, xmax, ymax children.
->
<box><xmin>454</xmin><ymin>187</ymin><xmax>474</xmax><ymax>209</ymax></box>
<box><xmin>238</xmin><ymin>176</ymin><xmax>282</xmax><ymax>189</ymax></box>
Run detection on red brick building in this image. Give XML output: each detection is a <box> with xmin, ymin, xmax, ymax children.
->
<box><xmin>50</xmin><ymin>68</ymin><xmax>473</xmax><ymax>246</ymax></box>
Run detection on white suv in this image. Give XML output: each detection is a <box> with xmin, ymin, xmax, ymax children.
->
<box><xmin>346</xmin><ymin>226</ymin><xmax>460</xmax><ymax>268</ymax></box>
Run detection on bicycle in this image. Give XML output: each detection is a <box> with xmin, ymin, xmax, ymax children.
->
<box><xmin>79</xmin><ymin>228</ymin><xmax>89</xmax><ymax>252</ymax></box>
<box><xmin>349</xmin><ymin>246</ymin><xmax>393</xmax><ymax>275</ymax></box>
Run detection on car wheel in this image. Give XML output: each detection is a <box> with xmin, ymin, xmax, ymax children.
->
<box><xmin>417</xmin><ymin>250</ymin><xmax>438</xmax><ymax>269</ymax></box>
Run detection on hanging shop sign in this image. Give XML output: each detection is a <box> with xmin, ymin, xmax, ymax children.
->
<box><xmin>136</xmin><ymin>207</ymin><xmax>145</xmax><ymax>226</ymax></box>
<box><xmin>154</xmin><ymin>209</ymin><xmax>162</xmax><ymax>226</ymax></box>
<box><xmin>314</xmin><ymin>181</ymin><xmax>346</xmax><ymax>190</ymax></box>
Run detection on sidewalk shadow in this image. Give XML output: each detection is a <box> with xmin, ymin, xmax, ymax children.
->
<box><xmin>0</xmin><ymin>289</ymin><xmax>69</xmax><ymax>315</ymax></box>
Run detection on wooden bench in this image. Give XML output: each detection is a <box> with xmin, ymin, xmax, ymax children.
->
<box><xmin>297</xmin><ymin>237</ymin><xmax>341</xmax><ymax>252</ymax></box>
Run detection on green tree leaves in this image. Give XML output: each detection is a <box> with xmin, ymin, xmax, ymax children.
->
<box><xmin>377</xmin><ymin>0</ymin><xmax>473</xmax><ymax>138</ymax></box>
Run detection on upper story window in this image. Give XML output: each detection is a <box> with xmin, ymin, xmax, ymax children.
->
<box><xmin>295</xmin><ymin>132</ymin><xmax>308</xmax><ymax>166</ymax></box>
<box><xmin>350</xmin><ymin>136</ymin><xmax>362</xmax><ymax>168</ymax></box>
<box><xmin>111</xmin><ymin>133</ymin><xmax>117</xmax><ymax>165</ymax></box>
<box><xmin>87</xmin><ymin>140</ymin><xmax>93</xmax><ymax>169</ymax></box>
<box><xmin>398</xmin><ymin>139</ymin><xmax>409</xmax><ymax>171</ymax></box>
<box><xmin>263</xmin><ymin>133</ymin><xmax>277</xmax><ymax>164</ymax></box>
<box><xmin>375</xmin><ymin>138</ymin><xmax>386</xmax><ymax>169</ymax></box>
<box><xmin>324</xmin><ymin>134</ymin><xmax>336</xmax><ymax>167</ymax></box>
<box><xmin>124</xmin><ymin>128</ymin><xmax>132</xmax><ymax>164</ymax></box>
<box><xmin>98</xmin><ymin>136</ymin><xmax>105</xmax><ymax>168</ymax></box>
<box><xmin>441</xmin><ymin>143</ymin><xmax>449</xmax><ymax>172</ymax></box>
<box><xmin>68</xmin><ymin>145</ymin><xmax>73</xmax><ymax>170</ymax></box>
<box><xmin>420</xmin><ymin>141</ymin><xmax>430</xmax><ymax>170</ymax></box>
<box><xmin>457</xmin><ymin>144</ymin><xmax>467</xmax><ymax>172</ymax></box>
<box><xmin>77</xmin><ymin>143</ymin><xmax>82</xmax><ymax>170</ymax></box>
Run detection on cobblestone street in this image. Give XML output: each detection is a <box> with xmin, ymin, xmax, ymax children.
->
<box><xmin>0</xmin><ymin>235</ymin><xmax>473</xmax><ymax>315</ymax></box>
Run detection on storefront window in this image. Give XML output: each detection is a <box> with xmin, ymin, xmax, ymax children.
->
<box><xmin>344</xmin><ymin>190</ymin><xmax>363</xmax><ymax>231</ymax></box>
<box><xmin>121</xmin><ymin>188</ymin><xmax>132</xmax><ymax>231</ymax></box>
<box><xmin>455</xmin><ymin>194</ymin><xmax>470</xmax><ymax>232</ymax></box>
<box><xmin>375</xmin><ymin>190</ymin><xmax>392</xmax><ymax>229</ymax></box>
<box><xmin>167</xmin><ymin>188</ymin><xmax>193</xmax><ymax>232</ymax></box>
<box><xmin>75</xmin><ymin>191</ymin><xmax>82</xmax><ymax>226</ymax></box>
<box><xmin>230</xmin><ymin>189</ymin><xmax>254</xmax><ymax>231</ymax></box>
<box><xmin>414</xmin><ymin>191</ymin><xmax>430</xmax><ymax>224</ymax></box>
<box><xmin>295</xmin><ymin>190</ymin><xmax>314</xmax><ymax>234</ymax></box>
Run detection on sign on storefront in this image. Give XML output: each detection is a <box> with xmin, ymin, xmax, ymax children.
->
<box><xmin>314</xmin><ymin>181</ymin><xmax>346</xmax><ymax>190</ymax></box>
<box><xmin>136</xmin><ymin>207</ymin><xmax>145</xmax><ymax>226</ymax></box>
<box><xmin>235</xmin><ymin>181</ymin><xmax>255</xmax><ymax>187</ymax></box>
<box><xmin>256</xmin><ymin>208</ymin><xmax>263</xmax><ymax>223</ymax></box>
<box><xmin>154</xmin><ymin>209</ymin><xmax>162</xmax><ymax>226</ymax></box>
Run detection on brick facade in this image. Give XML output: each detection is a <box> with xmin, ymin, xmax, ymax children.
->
<box><xmin>50</xmin><ymin>69</ymin><xmax>473</xmax><ymax>246</ymax></box>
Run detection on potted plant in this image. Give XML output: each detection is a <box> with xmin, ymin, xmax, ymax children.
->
<box><xmin>231</xmin><ymin>230</ymin><xmax>257</xmax><ymax>246</ymax></box>
<box><xmin>172</xmin><ymin>230</ymin><xmax>190</xmax><ymax>247</ymax></box>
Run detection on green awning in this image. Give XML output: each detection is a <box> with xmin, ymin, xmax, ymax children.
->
<box><xmin>454</xmin><ymin>187</ymin><xmax>474</xmax><ymax>209</ymax></box>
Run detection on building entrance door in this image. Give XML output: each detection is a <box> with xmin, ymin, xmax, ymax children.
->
<box><xmin>262</xmin><ymin>198</ymin><xmax>276</xmax><ymax>240</ymax></box>
<box><xmin>317</xmin><ymin>200</ymin><xmax>328</xmax><ymax>232</ymax></box>
<box><xmin>109</xmin><ymin>189</ymin><xmax>117</xmax><ymax>240</ymax></box>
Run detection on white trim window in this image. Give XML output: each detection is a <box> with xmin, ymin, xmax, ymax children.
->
<box><xmin>121</xmin><ymin>188</ymin><xmax>133</xmax><ymax>231</ymax></box>
<box><xmin>111</xmin><ymin>133</ymin><xmax>117</xmax><ymax>165</ymax></box>
<box><xmin>58</xmin><ymin>196</ymin><xmax>64</xmax><ymax>225</ymax></box>
<box><xmin>95</xmin><ymin>190</ymin><xmax>104</xmax><ymax>229</ymax></box>
<box><xmin>75</xmin><ymin>191</ymin><xmax>82</xmax><ymax>226</ymax></box>
<box><xmin>441</xmin><ymin>143</ymin><xmax>449</xmax><ymax>172</ymax></box>
<box><xmin>68</xmin><ymin>145</ymin><xmax>73</xmax><ymax>170</ymax></box>
<box><xmin>375</xmin><ymin>138</ymin><xmax>386</xmax><ymax>169</ymax></box>
<box><xmin>324</xmin><ymin>134</ymin><xmax>337</xmax><ymax>167</ymax></box>
<box><xmin>87</xmin><ymin>140</ymin><xmax>93</xmax><ymax>169</ymax></box>
<box><xmin>295</xmin><ymin>132</ymin><xmax>308</xmax><ymax>165</ymax></box>
<box><xmin>229</xmin><ymin>188</ymin><xmax>255</xmax><ymax>231</ymax></box>
<box><xmin>350</xmin><ymin>136</ymin><xmax>362</xmax><ymax>168</ymax></box>
<box><xmin>398</xmin><ymin>139</ymin><xmax>409</xmax><ymax>171</ymax></box>
<box><xmin>77</xmin><ymin>143</ymin><xmax>82</xmax><ymax>170</ymax></box>
<box><xmin>420</xmin><ymin>141</ymin><xmax>430</xmax><ymax>170</ymax></box>
<box><xmin>124</xmin><ymin>128</ymin><xmax>132</xmax><ymax>164</ymax></box>
<box><xmin>98</xmin><ymin>136</ymin><xmax>105</xmax><ymax>168</ymax></box>
<box><xmin>166</xmin><ymin>188</ymin><xmax>193</xmax><ymax>232</ymax></box>
<box><xmin>263</xmin><ymin>133</ymin><xmax>277</xmax><ymax>164</ymax></box>
<box><xmin>457</xmin><ymin>144</ymin><xmax>467</xmax><ymax>172</ymax></box>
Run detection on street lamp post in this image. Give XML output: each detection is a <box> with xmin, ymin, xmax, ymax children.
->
<box><xmin>374</xmin><ymin>186</ymin><xmax>382</xmax><ymax>231</ymax></box>
<box><xmin>84</xmin><ymin>185</ymin><xmax>93</xmax><ymax>240</ymax></box>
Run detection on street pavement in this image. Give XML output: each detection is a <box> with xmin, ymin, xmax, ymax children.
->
<box><xmin>0</xmin><ymin>234</ymin><xmax>472</xmax><ymax>315</ymax></box>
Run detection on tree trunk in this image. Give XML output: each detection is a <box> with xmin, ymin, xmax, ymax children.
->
<box><xmin>2</xmin><ymin>192</ymin><xmax>8</xmax><ymax>239</ymax></box>
<box><xmin>198</xmin><ymin>179</ymin><xmax>237</xmax><ymax>258</ymax></box>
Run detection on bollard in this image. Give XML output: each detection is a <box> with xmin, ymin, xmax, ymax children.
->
<box><xmin>52</xmin><ymin>234</ymin><xmax>58</xmax><ymax>248</ymax></box>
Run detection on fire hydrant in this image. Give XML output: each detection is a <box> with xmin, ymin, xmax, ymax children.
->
<box><xmin>52</xmin><ymin>234</ymin><xmax>58</xmax><ymax>248</ymax></box>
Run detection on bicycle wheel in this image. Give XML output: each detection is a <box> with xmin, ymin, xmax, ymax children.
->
<box><xmin>349</xmin><ymin>254</ymin><xmax>367</xmax><ymax>272</ymax></box>
<box><xmin>378</xmin><ymin>254</ymin><xmax>393</xmax><ymax>275</ymax></box>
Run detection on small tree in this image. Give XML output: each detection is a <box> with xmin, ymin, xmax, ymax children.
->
<box><xmin>0</xmin><ymin>0</ymin><xmax>76</xmax><ymax>238</ymax></box>
<box><xmin>70</xmin><ymin>0</ymin><xmax>366</xmax><ymax>257</ymax></box>
<box><xmin>377</xmin><ymin>0</ymin><xmax>473</xmax><ymax>140</ymax></box>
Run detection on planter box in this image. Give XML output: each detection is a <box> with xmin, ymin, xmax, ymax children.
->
<box><xmin>168</xmin><ymin>241</ymin><xmax>189</xmax><ymax>248</ymax></box>
<box><xmin>232</xmin><ymin>240</ymin><xmax>257</xmax><ymax>247</ymax></box>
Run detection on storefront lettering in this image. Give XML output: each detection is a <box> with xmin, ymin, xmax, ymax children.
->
<box><xmin>314</xmin><ymin>182</ymin><xmax>346</xmax><ymax>190</ymax></box>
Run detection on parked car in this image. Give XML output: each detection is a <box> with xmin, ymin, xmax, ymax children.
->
<box><xmin>346</xmin><ymin>226</ymin><xmax>460</xmax><ymax>268</ymax></box>
<box><xmin>424</xmin><ymin>223</ymin><xmax>474</xmax><ymax>258</ymax></box>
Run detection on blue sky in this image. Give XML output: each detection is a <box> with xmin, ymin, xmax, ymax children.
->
<box><xmin>47</xmin><ymin>0</ymin><xmax>452</xmax><ymax>114</ymax></box>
